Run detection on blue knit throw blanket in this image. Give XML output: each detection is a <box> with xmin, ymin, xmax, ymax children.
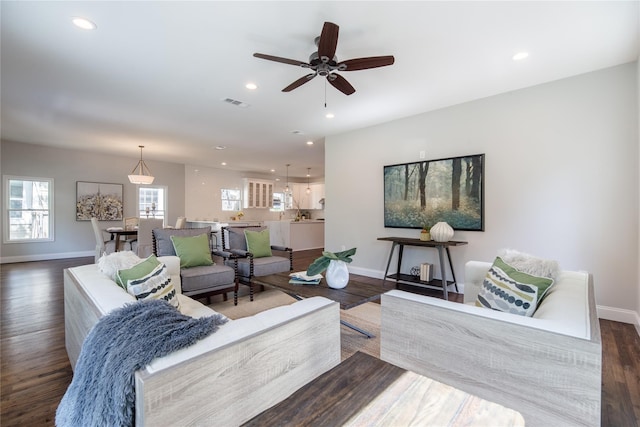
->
<box><xmin>56</xmin><ymin>299</ymin><xmax>227</xmax><ymax>427</ymax></box>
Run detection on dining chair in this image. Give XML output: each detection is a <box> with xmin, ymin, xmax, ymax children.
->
<box><xmin>91</xmin><ymin>217</ymin><xmax>117</xmax><ymax>263</ymax></box>
<box><xmin>124</xmin><ymin>216</ymin><xmax>139</xmax><ymax>230</ymax></box>
<box><xmin>133</xmin><ymin>218</ymin><xmax>164</xmax><ymax>258</ymax></box>
<box><xmin>175</xmin><ymin>216</ymin><xmax>187</xmax><ymax>229</ymax></box>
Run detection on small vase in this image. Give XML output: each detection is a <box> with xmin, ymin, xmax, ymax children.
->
<box><xmin>420</xmin><ymin>231</ymin><xmax>430</xmax><ymax>241</ymax></box>
<box><xmin>430</xmin><ymin>222</ymin><xmax>454</xmax><ymax>242</ymax></box>
<box><xmin>326</xmin><ymin>260</ymin><xmax>349</xmax><ymax>289</ymax></box>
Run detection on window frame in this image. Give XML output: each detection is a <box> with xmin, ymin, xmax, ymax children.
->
<box><xmin>221</xmin><ymin>188</ymin><xmax>242</xmax><ymax>212</ymax></box>
<box><xmin>3</xmin><ymin>175</ymin><xmax>54</xmax><ymax>243</ymax></box>
<box><xmin>137</xmin><ymin>185</ymin><xmax>168</xmax><ymax>223</ymax></box>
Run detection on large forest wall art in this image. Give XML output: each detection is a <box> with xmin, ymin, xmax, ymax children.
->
<box><xmin>384</xmin><ymin>154</ymin><xmax>484</xmax><ymax>231</ymax></box>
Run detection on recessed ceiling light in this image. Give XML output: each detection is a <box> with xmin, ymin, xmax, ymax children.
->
<box><xmin>306</xmin><ymin>141</ymin><xmax>314</xmax><ymax>145</ymax></box>
<box><xmin>270</xmin><ymin>169</ymin><xmax>275</xmax><ymax>172</ymax></box>
<box><xmin>325</xmin><ymin>113</ymin><xmax>335</xmax><ymax>119</ymax></box>
<box><xmin>245</xmin><ymin>83</ymin><xmax>257</xmax><ymax>90</ymax></box>
<box><xmin>214</xmin><ymin>145</ymin><xmax>226</xmax><ymax>150</ymax></box>
<box><xmin>291</xmin><ymin>130</ymin><xmax>304</xmax><ymax>135</ymax></box>
<box><xmin>512</xmin><ymin>52</ymin><xmax>529</xmax><ymax>61</ymax></box>
<box><xmin>72</xmin><ymin>17</ymin><xmax>97</xmax><ymax>30</ymax></box>
<box><xmin>221</xmin><ymin>162</ymin><xmax>227</xmax><ymax>166</ymax></box>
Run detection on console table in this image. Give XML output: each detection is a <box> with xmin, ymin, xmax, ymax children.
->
<box><xmin>378</xmin><ymin>237</ymin><xmax>467</xmax><ymax>300</ymax></box>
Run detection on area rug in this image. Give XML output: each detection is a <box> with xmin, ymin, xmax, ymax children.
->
<box><xmin>209</xmin><ymin>289</ymin><xmax>381</xmax><ymax>361</ymax></box>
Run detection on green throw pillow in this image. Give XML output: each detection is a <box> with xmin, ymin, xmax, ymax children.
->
<box><xmin>244</xmin><ymin>229</ymin><xmax>272</xmax><ymax>258</ymax></box>
<box><xmin>116</xmin><ymin>255</ymin><xmax>160</xmax><ymax>289</ymax></box>
<box><xmin>475</xmin><ymin>256</ymin><xmax>554</xmax><ymax>317</ymax></box>
<box><xmin>170</xmin><ymin>233</ymin><xmax>214</xmax><ymax>268</ymax></box>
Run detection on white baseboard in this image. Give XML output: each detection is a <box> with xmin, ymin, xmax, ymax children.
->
<box><xmin>0</xmin><ymin>250</ymin><xmax>94</xmax><ymax>264</ymax></box>
<box><xmin>597</xmin><ymin>305</ymin><xmax>640</xmax><ymax>334</ymax></box>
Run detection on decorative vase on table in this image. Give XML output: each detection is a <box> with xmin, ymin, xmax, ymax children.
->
<box><xmin>430</xmin><ymin>222</ymin><xmax>454</xmax><ymax>242</ymax></box>
<box><xmin>326</xmin><ymin>260</ymin><xmax>349</xmax><ymax>289</ymax></box>
<box><xmin>420</xmin><ymin>229</ymin><xmax>431</xmax><ymax>241</ymax></box>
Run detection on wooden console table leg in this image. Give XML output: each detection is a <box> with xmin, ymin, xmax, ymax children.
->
<box><xmin>436</xmin><ymin>245</ymin><xmax>449</xmax><ymax>300</ymax></box>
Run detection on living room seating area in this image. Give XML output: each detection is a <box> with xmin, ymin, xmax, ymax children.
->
<box><xmin>381</xmin><ymin>259</ymin><xmax>601</xmax><ymax>426</ymax></box>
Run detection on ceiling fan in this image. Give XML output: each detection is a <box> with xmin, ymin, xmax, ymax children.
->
<box><xmin>253</xmin><ymin>22</ymin><xmax>395</xmax><ymax>96</ymax></box>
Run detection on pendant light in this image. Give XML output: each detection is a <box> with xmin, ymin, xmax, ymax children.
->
<box><xmin>284</xmin><ymin>164</ymin><xmax>290</xmax><ymax>193</ymax></box>
<box><xmin>128</xmin><ymin>145</ymin><xmax>155</xmax><ymax>185</ymax></box>
<box><xmin>306</xmin><ymin>168</ymin><xmax>311</xmax><ymax>194</ymax></box>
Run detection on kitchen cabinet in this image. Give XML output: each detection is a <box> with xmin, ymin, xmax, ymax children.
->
<box><xmin>244</xmin><ymin>179</ymin><xmax>274</xmax><ymax>209</ymax></box>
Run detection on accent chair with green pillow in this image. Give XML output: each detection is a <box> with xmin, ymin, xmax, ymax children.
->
<box><xmin>221</xmin><ymin>225</ymin><xmax>293</xmax><ymax>301</ymax></box>
<box><xmin>152</xmin><ymin>227</ymin><xmax>239</xmax><ymax>304</ymax></box>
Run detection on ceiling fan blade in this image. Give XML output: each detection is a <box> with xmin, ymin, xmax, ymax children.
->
<box><xmin>339</xmin><ymin>56</ymin><xmax>395</xmax><ymax>71</ymax></box>
<box><xmin>282</xmin><ymin>74</ymin><xmax>317</xmax><ymax>92</ymax></box>
<box><xmin>253</xmin><ymin>53</ymin><xmax>308</xmax><ymax>67</ymax></box>
<box><xmin>328</xmin><ymin>73</ymin><xmax>355</xmax><ymax>96</ymax></box>
<box><xmin>317</xmin><ymin>22</ymin><xmax>339</xmax><ymax>61</ymax></box>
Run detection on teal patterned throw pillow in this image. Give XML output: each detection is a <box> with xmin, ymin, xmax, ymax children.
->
<box><xmin>475</xmin><ymin>256</ymin><xmax>554</xmax><ymax>317</ymax></box>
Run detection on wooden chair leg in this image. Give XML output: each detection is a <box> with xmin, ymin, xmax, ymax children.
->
<box><xmin>223</xmin><ymin>293</ymin><xmax>228</xmax><ymax>302</ymax></box>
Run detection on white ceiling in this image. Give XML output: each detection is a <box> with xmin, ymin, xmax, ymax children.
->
<box><xmin>1</xmin><ymin>1</ymin><xmax>638</xmax><ymax>179</ymax></box>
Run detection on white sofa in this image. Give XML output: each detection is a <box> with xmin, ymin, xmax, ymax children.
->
<box><xmin>380</xmin><ymin>260</ymin><xmax>602</xmax><ymax>427</ymax></box>
<box><xmin>64</xmin><ymin>256</ymin><xmax>341</xmax><ymax>426</ymax></box>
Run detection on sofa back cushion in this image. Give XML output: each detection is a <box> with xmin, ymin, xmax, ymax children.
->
<box><xmin>153</xmin><ymin>227</ymin><xmax>211</xmax><ymax>256</ymax></box>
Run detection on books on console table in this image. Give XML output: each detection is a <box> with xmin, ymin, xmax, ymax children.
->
<box><xmin>289</xmin><ymin>271</ymin><xmax>323</xmax><ymax>285</ymax></box>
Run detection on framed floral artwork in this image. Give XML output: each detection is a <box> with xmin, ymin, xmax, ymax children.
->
<box><xmin>76</xmin><ymin>181</ymin><xmax>123</xmax><ymax>221</ymax></box>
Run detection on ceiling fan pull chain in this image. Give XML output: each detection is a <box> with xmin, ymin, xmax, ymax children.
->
<box><xmin>324</xmin><ymin>79</ymin><xmax>327</xmax><ymax>108</ymax></box>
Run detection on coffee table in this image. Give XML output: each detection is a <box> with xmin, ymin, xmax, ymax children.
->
<box><xmin>242</xmin><ymin>351</ymin><xmax>525</xmax><ymax>426</ymax></box>
<box><xmin>252</xmin><ymin>273</ymin><xmax>382</xmax><ymax>338</ymax></box>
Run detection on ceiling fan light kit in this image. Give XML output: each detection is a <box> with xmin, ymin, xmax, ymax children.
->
<box><xmin>254</xmin><ymin>21</ymin><xmax>394</xmax><ymax>96</ymax></box>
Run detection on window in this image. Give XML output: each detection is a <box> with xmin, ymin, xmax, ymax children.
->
<box><xmin>221</xmin><ymin>188</ymin><xmax>241</xmax><ymax>211</ymax></box>
<box><xmin>4</xmin><ymin>176</ymin><xmax>54</xmax><ymax>242</ymax></box>
<box><xmin>270</xmin><ymin>192</ymin><xmax>285</xmax><ymax>212</ymax></box>
<box><xmin>138</xmin><ymin>186</ymin><xmax>166</xmax><ymax>221</ymax></box>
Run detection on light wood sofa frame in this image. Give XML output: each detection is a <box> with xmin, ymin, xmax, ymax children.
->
<box><xmin>64</xmin><ymin>266</ymin><xmax>341</xmax><ymax>426</ymax></box>
<box><xmin>380</xmin><ymin>268</ymin><xmax>602</xmax><ymax>427</ymax></box>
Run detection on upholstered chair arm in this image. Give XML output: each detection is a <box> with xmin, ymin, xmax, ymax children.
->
<box><xmin>228</xmin><ymin>248</ymin><xmax>251</xmax><ymax>258</ymax></box>
<box><xmin>212</xmin><ymin>250</ymin><xmax>236</xmax><ymax>259</ymax></box>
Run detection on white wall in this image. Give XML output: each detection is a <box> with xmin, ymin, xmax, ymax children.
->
<box><xmin>326</xmin><ymin>62</ymin><xmax>639</xmax><ymax>319</ymax></box>
<box><xmin>637</xmin><ymin>58</ymin><xmax>640</xmax><ymax>332</ymax></box>
<box><xmin>0</xmin><ymin>141</ymin><xmax>186</xmax><ymax>262</ymax></box>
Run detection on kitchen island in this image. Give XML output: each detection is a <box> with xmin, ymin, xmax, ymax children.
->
<box><xmin>265</xmin><ymin>220</ymin><xmax>324</xmax><ymax>251</ymax></box>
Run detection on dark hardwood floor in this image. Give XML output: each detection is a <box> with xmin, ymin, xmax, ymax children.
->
<box><xmin>1</xmin><ymin>250</ymin><xmax>639</xmax><ymax>426</ymax></box>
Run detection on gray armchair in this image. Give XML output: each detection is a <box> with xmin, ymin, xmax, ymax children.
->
<box><xmin>220</xmin><ymin>225</ymin><xmax>293</xmax><ymax>301</ymax></box>
<box><xmin>152</xmin><ymin>226</ymin><xmax>240</xmax><ymax>304</ymax></box>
